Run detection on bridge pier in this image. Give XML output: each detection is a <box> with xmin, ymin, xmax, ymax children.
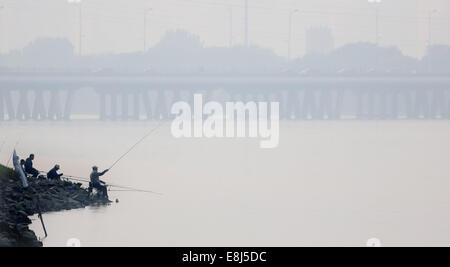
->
<box><xmin>0</xmin><ymin>90</ymin><xmax>4</xmax><ymax>121</ymax></box>
<box><xmin>390</xmin><ymin>91</ymin><xmax>399</xmax><ymax>120</ymax></box>
<box><xmin>332</xmin><ymin>89</ymin><xmax>344</xmax><ymax>120</ymax></box>
<box><xmin>355</xmin><ymin>90</ymin><xmax>363</xmax><ymax>120</ymax></box>
<box><xmin>32</xmin><ymin>90</ymin><xmax>47</xmax><ymax>120</ymax></box>
<box><xmin>413</xmin><ymin>89</ymin><xmax>430</xmax><ymax>119</ymax></box>
<box><xmin>447</xmin><ymin>93</ymin><xmax>450</xmax><ymax>119</ymax></box>
<box><xmin>430</xmin><ymin>89</ymin><xmax>446</xmax><ymax>119</ymax></box>
<box><xmin>316</xmin><ymin>89</ymin><xmax>328</xmax><ymax>120</ymax></box>
<box><xmin>16</xmin><ymin>90</ymin><xmax>31</xmax><ymax>121</ymax></box>
<box><xmin>379</xmin><ymin>90</ymin><xmax>387</xmax><ymax>120</ymax></box>
<box><xmin>142</xmin><ymin>90</ymin><xmax>153</xmax><ymax>120</ymax></box>
<box><xmin>111</xmin><ymin>93</ymin><xmax>118</xmax><ymax>120</ymax></box>
<box><xmin>63</xmin><ymin>90</ymin><xmax>74</xmax><ymax>121</ymax></box>
<box><xmin>367</xmin><ymin>90</ymin><xmax>375</xmax><ymax>120</ymax></box>
<box><xmin>4</xmin><ymin>90</ymin><xmax>15</xmax><ymax>120</ymax></box>
<box><xmin>300</xmin><ymin>89</ymin><xmax>314</xmax><ymax>120</ymax></box>
<box><xmin>155</xmin><ymin>89</ymin><xmax>169</xmax><ymax>120</ymax></box>
<box><xmin>99</xmin><ymin>91</ymin><xmax>106</xmax><ymax>121</ymax></box>
<box><xmin>133</xmin><ymin>92</ymin><xmax>140</xmax><ymax>120</ymax></box>
<box><xmin>48</xmin><ymin>90</ymin><xmax>63</xmax><ymax>120</ymax></box>
<box><xmin>121</xmin><ymin>92</ymin><xmax>129</xmax><ymax>120</ymax></box>
<box><xmin>285</xmin><ymin>90</ymin><xmax>300</xmax><ymax>120</ymax></box>
<box><xmin>98</xmin><ymin>89</ymin><xmax>176</xmax><ymax>121</ymax></box>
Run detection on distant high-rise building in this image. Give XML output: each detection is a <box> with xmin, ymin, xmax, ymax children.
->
<box><xmin>305</xmin><ymin>27</ymin><xmax>334</xmax><ymax>54</ymax></box>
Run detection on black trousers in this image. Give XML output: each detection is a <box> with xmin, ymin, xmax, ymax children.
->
<box><xmin>92</xmin><ymin>183</ymin><xmax>108</xmax><ymax>198</ymax></box>
<box><xmin>27</xmin><ymin>168</ymin><xmax>39</xmax><ymax>178</ymax></box>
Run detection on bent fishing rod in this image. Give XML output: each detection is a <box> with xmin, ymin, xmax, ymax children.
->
<box><xmin>34</xmin><ymin>122</ymin><xmax>165</xmax><ymax>195</ymax></box>
<box><xmin>107</xmin><ymin>121</ymin><xmax>165</xmax><ymax>171</ymax></box>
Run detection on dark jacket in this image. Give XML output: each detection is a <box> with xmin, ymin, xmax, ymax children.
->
<box><xmin>47</xmin><ymin>167</ymin><xmax>63</xmax><ymax>180</ymax></box>
<box><xmin>90</xmin><ymin>170</ymin><xmax>107</xmax><ymax>185</ymax></box>
<box><xmin>25</xmin><ymin>158</ymin><xmax>34</xmax><ymax>173</ymax></box>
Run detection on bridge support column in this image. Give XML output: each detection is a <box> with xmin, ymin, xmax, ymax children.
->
<box><xmin>367</xmin><ymin>90</ymin><xmax>374</xmax><ymax>120</ymax></box>
<box><xmin>431</xmin><ymin>89</ymin><xmax>445</xmax><ymax>119</ymax></box>
<box><xmin>133</xmin><ymin>92</ymin><xmax>140</xmax><ymax>120</ymax></box>
<box><xmin>414</xmin><ymin>89</ymin><xmax>430</xmax><ymax>119</ymax></box>
<box><xmin>404</xmin><ymin>90</ymin><xmax>413</xmax><ymax>119</ymax></box>
<box><xmin>16</xmin><ymin>90</ymin><xmax>31</xmax><ymax>121</ymax></box>
<box><xmin>121</xmin><ymin>92</ymin><xmax>129</xmax><ymax>120</ymax></box>
<box><xmin>318</xmin><ymin>89</ymin><xmax>330</xmax><ymax>120</ymax></box>
<box><xmin>447</xmin><ymin>92</ymin><xmax>450</xmax><ymax>119</ymax></box>
<box><xmin>155</xmin><ymin>89</ymin><xmax>168</xmax><ymax>120</ymax></box>
<box><xmin>110</xmin><ymin>92</ymin><xmax>117</xmax><ymax>121</ymax></box>
<box><xmin>143</xmin><ymin>91</ymin><xmax>153</xmax><ymax>120</ymax></box>
<box><xmin>99</xmin><ymin>91</ymin><xmax>106</xmax><ymax>121</ymax></box>
<box><xmin>63</xmin><ymin>90</ymin><xmax>74</xmax><ymax>121</ymax></box>
<box><xmin>32</xmin><ymin>90</ymin><xmax>47</xmax><ymax>120</ymax></box>
<box><xmin>111</xmin><ymin>93</ymin><xmax>118</xmax><ymax>120</ymax></box>
<box><xmin>0</xmin><ymin>90</ymin><xmax>4</xmax><ymax>121</ymax></box>
<box><xmin>356</xmin><ymin>90</ymin><xmax>363</xmax><ymax>120</ymax></box>
<box><xmin>332</xmin><ymin>89</ymin><xmax>344</xmax><ymax>120</ymax></box>
<box><xmin>379</xmin><ymin>91</ymin><xmax>387</xmax><ymax>120</ymax></box>
<box><xmin>301</xmin><ymin>89</ymin><xmax>316</xmax><ymax>120</ymax></box>
<box><xmin>48</xmin><ymin>90</ymin><xmax>63</xmax><ymax>120</ymax></box>
<box><xmin>285</xmin><ymin>90</ymin><xmax>300</xmax><ymax>120</ymax></box>
<box><xmin>390</xmin><ymin>91</ymin><xmax>399</xmax><ymax>120</ymax></box>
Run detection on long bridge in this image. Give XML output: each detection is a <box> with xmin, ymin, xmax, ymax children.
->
<box><xmin>1</xmin><ymin>75</ymin><xmax>449</xmax><ymax>121</ymax></box>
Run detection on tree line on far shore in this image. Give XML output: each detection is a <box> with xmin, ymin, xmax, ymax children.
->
<box><xmin>1</xmin><ymin>30</ymin><xmax>449</xmax><ymax>76</ymax></box>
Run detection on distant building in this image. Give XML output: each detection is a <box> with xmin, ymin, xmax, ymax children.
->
<box><xmin>305</xmin><ymin>27</ymin><xmax>334</xmax><ymax>55</ymax></box>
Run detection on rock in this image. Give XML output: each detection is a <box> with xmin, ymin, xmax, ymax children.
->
<box><xmin>15</xmin><ymin>211</ymin><xmax>32</xmax><ymax>224</ymax></box>
<box><xmin>0</xmin><ymin>235</ymin><xmax>13</xmax><ymax>247</ymax></box>
<box><xmin>1</xmin><ymin>165</ymin><xmax>109</xmax><ymax>247</ymax></box>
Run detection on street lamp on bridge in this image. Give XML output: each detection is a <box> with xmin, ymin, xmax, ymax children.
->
<box><xmin>368</xmin><ymin>0</ymin><xmax>381</xmax><ymax>45</ymax></box>
<box><xmin>428</xmin><ymin>9</ymin><xmax>438</xmax><ymax>47</ymax></box>
<box><xmin>68</xmin><ymin>0</ymin><xmax>83</xmax><ymax>56</ymax></box>
<box><xmin>288</xmin><ymin>9</ymin><xmax>299</xmax><ymax>60</ymax></box>
<box><xmin>0</xmin><ymin>6</ymin><xmax>4</xmax><ymax>53</ymax></box>
<box><xmin>144</xmin><ymin>8</ymin><xmax>153</xmax><ymax>52</ymax></box>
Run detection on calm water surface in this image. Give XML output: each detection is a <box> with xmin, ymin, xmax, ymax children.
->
<box><xmin>1</xmin><ymin>120</ymin><xmax>450</xmax><ymax>246</ymax></box>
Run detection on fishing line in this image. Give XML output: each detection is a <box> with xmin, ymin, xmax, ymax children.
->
<box><xmin>59</xmin><ymin>174</ymin><xmax>163</xmax><ymax>195</ymax></box>
<box><xmin>32</xmin><ymin>120</ymin><xmax>166</xmax><ymax>196</ymax></box>
<box><xmin>108</xmin><ymin>121</ymin><xmax>165</xmax><ymax>171</ymax></box>
<box><xmin>106</xmin><ymin>183</ymin><xmax>163</xmax><ymax>195</ymax></box>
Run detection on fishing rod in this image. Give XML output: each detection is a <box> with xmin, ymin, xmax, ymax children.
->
<box><xmin>108</xmin><ymin>121</ymin><xmax>165</xmax><ymax>171</ymax></box>
<box><xmin>59</xmin><ymin>174</ymin><xmax>163</xmax><ymax>195</ymax></box>
<box><xmin>106</xmin><ymin>183</ymin><xmax>163</xmax><ymax>195</ymax></box>
<box><xmin>35</xmin><ymin>195</ymin><xmax>48</xmax><ymax>238</ymax></box>
<box><xmin>32</xmin><ymin>120</ymin><xmax>165</xmax><ymax>195</ymax></box>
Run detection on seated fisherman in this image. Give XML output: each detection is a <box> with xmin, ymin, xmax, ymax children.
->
<box><xmin>90</xmin><ymin>166</ymin><xmax>109</xmax><ymax>199</ymax></box>
<box><xmin>25</xmin><ymin>154</ymin><xmax>40</xmax><ymax>178</ymax></box>
<box><xmin>47</xmin><ymin>164</ymin><xmax>63</xmax><ymax>180</ymax></box>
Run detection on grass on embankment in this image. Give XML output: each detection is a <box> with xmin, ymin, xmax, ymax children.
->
<box><xmin>0</xmin><ymin>164</ymin><xmax>16</xmax><ymax>184</ymax></box>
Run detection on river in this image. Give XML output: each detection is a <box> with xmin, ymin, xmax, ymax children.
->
<box><xmin>1</xmin><ymin>120</ymin><xmax>449</xmax><ymax>246</ymax></box>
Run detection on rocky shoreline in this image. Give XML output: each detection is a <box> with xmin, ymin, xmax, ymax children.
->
<box><xmin>0</xmin><ymin>164</ymin><xmax>110</xmax><ymax>247</ymax></box>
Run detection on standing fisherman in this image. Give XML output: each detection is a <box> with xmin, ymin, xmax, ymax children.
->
<box><xmin>90</xmin><ymin>166</ymin><xmax>109</xmax><ymax>199</ymax></box>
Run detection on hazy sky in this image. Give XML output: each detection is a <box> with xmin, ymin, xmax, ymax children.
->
<box><xmin>0</xmin><ymin>0</ymin><xmax>449</xmax><ymax>58</ymax></box>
